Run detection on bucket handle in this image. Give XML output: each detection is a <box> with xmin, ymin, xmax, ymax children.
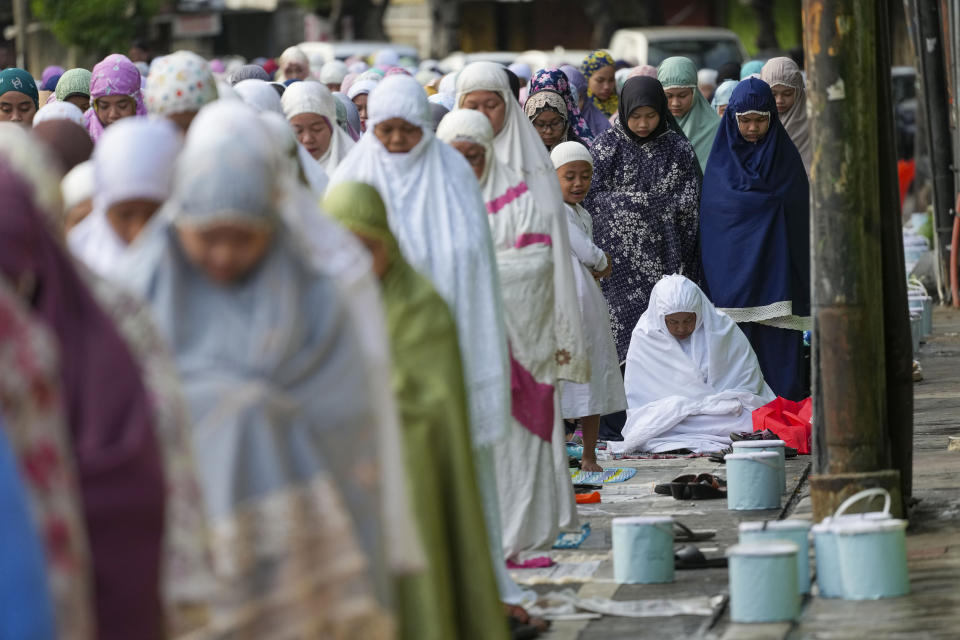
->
<box><xmin>834</xmin><ymin>487</ymin><xmax>891</xmax><ymax>518</ymax></box>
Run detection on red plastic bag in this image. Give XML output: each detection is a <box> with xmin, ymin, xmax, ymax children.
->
<box><xmin>752</xmin><ymin>397</ymin><xmax>812</xmax><ymax>454</ymax></box>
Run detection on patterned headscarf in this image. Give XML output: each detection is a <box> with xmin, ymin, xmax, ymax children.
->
<box><xmin>580</xmin><ymin>50</ymin><xmax>618</xmax><ymax>116</ymax></box>
<box><xmin>54</xmin><ymin>68</ymin><xmax>92</xmax><ymax>102</ymax></box>
<box><xmin>528</xmin><ymin>67</ymin><xmax>593</xmax><ymax>143</ymax></box>
<box><xmin>145</xmin><ymin>50</ymin><xmax>218</xmax><ymax>116</ymax></box>
<box><xmin>0</xmin><ymin>68</ymin><xmax>39</xmax><ymax>109</ymax></box>
<box><xmin>85</xmin><ymin>54</ymin><xmax>146</xmax><ymax>141</ymax></box>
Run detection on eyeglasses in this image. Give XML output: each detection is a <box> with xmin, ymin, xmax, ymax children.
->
<box><xmin>533</xmin><ymin>119</ymin><xmax>565</xmax><ymax>132</ymax></box>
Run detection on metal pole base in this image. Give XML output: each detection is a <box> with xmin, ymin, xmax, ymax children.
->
<box><xmin>809</xmin><ymin>470</ymin><xmax>904</xmax><ymax>521</ymax></box>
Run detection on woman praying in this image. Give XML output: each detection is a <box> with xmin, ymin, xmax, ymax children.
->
<box><xmin>761</xmin><ymin>57</ymin><xmax>811</xmax><ymax>173</ymax></box>
<box><xmin>612</xmin><ymin>275</ymin><xmax>775</xmax><ymax>454</ymax></box>
<box><xmin>325</xmin><ymin>181</ymin><xmax>508</xmax><ymax>640</ymax></box>
<box><xmin>657</xmin><ymin>56</ymin><xmax>720</xmax><ymax>173</ymax></box>
<box><xmin>0</xmin><ymin>68</ymin><xmax>39</xmax><ymax>126</ymax></box>
<box><xmin>85</xmin><ymin>54</ymin><xmax>146</xmax><ymax>141</ymax></box>
<box><xmin>584</xmin><ymin>76</ymin><xmax>702</xmax><ymax>362</ymax></box>
<box><xmin>281</xmin><ymin>80</ymin><xmax>355</xmax><ymax>173</ymax></box>
<box><xmin>700</xmin><ymin>78</ymin><xmax>810</xmax><ymax>400</ymax></box>
<box><xmin>68</xmin><ymin>118</ymin><xmax>182</xmax><ymax>278</ymax></box>
<box><xmin>436</xmin><ymin>108</ymin><xmax>579</xmax><ymax>560</ymax></box>
<box><xmin>580</xmin><ymin>50</ymin><xmax>618</xmax><ymax>117</ymax></box>
<box><xmin>118</xmin><ymin>100</ymin><xmax>392</xmax><ymax>638</ymax></box>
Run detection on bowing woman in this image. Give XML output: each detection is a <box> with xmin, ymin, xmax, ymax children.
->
<box><xmin>584</xmin><ymin>76</ymin><xmax>702</xmax><ymax>363</ymax></box>
<box><xmin>699</xmin><ymin>78</ymin><xmax>810</xmax><ymax>401</ymax></box>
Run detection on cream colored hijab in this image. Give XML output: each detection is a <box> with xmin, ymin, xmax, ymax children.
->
<box><xmin>761</xmin><ymin>57</ymin><xmax>810</xmax><ymax>173</ymax></box>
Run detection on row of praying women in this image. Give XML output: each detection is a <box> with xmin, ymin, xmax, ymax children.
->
<box><xmin>0</xmin><ymin>45</ymin><xmax>811</xmax><ymax>639</ymax></box>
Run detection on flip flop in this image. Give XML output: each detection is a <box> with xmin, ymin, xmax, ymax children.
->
<box><xmin>675</xmin><ymin>544</ymin><xmax>728</xmax><ymax>570</ymax></box>
<box><xmin>669</xmin><ymin>473</ymin><xmax>727</xmax><ymax>500</ymax></box>
<box><xmin>673</xmin><ymin>521</ymin><xmax>716</xmax><ymax>542</ymax></box>
<box><xmin>654</xmin><ymin>474</ymin><xmax>696</xmax><ymax>495</ymax></box>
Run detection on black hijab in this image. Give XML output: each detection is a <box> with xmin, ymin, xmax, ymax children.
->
<box><xmin>617</xmin><ymin>76</ymin><xmax>682</xmax><ymax>144</ymax></box>
<box><xmin>717</xmin><ymin>61</ymin><xmax>741</xmax><ymax>84</ymax></box>
<box><xmin>504</xmin><ymin>67</ymin><xmax>522</xmax><ymax>100</ymax></box>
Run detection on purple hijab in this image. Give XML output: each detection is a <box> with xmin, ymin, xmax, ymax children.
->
<box><xmin>0</xmin><ymin>164</ymin><xmax>166</xmax><ymax>640</ymax></box>
<box><xmin>84</xmin><ymin>54</ymin><xmax>146</xmax><ymax>142</ymax></box>
<box><xmin>560</xmin><ymin>64</ymin><xmax>610</xmax><ymax>136</ymax></box>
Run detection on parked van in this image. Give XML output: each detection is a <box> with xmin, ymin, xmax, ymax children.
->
<box><xmin>608</xmin><ymin>27</ymin><xmax>748</xmax><ymax>69</ymax></box>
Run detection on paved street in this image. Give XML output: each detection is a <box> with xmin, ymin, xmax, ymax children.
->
<box><xmin>527</xmin><ymin>309</ymin><xmax>960</xmax><ymax>639</ymax></box>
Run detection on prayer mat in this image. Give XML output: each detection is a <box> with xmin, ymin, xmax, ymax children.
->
<box><xmin>553</xmin><ymin>523</ymin><xmax>591</xmax><ymax>549</ymax></box>
<box><xmin>569</xmin><ymin>467</ymin><xmax>637</xmax><ymax>484</ymax></box>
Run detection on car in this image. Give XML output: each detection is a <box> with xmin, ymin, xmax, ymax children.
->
<box><xmin>513</xmin><ymin>48</ymin><xmax>593</xmax><ymax>72</ymax></box>
<box><xmin>437</xmin><ymin>51</ymin><xmax>521</xmax><ymax>73</ymax></box>
<box><xmin>608</xmin><ymin>27</ymin><xmax>748</xmax><ymax>69</ymax></box>
<box><xmin>295</xmin><ymin>40</ymin><xmax>419</xmax><ymax>65</ymax></box>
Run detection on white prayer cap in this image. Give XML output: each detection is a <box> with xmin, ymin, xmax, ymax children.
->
<box><xmin>319</xmin><ymin>60</ymin><xmax>348</xmax><ymax>85</ymax></box>
<box><xmin>281</xmin><ymin>80</ymin><xmax>337</xmax><ymax>124</ymax></box>
<box><xmin>550</xmin><ymin>141</ymin><xmax>593</xmax><ymax>169</ymax></box>
<box><xmin>33</xmin><ymin>101</ymin><xmax>86</xmax><ymax>128</ymax></box>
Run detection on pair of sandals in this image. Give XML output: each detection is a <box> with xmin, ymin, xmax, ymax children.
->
<box><xmin>708</xmin><ymin>430</ymin><xmax>800</xmax><ymax>463</ymax></box>
<box><xmin>654</xmin><ymin>473</ymin><xmax>727</xmax><ymax>500</ymax></box>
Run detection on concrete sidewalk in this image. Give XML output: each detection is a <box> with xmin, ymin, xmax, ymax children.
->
<box><xmin>534</xmin><ymin>308</ymin><xmax>960</xmax><ymax>640</ymax></box>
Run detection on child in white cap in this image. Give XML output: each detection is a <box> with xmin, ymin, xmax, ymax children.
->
<box><xmin>550</xmin><ymin>141</ymin><xmax>626</xmax><ymax>471</ymax></box>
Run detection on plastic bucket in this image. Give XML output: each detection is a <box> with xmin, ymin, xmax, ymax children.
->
<box><xmin>726</xmin><ymin>451</ymin><xmax>781</xmax><ymax>510</ymax></box>
<box><xmin>612</xmin><ymin>516</ymin><xmax>674</xmax><ymax>584</ymax></box>
<box><xmin>812</xmin><ymin>488</ymin><xmax>893</xmax><ymax>598</ymax></box>
<box><xmin>727</xmin><ymin>542</ymin><xmax>801</xmax><ymax>623</ymax></box>
<box><xmin>739</xmin><ymin>519</ymin><xmax>812</xmax><ymax>594</ymax></box>
<box><xmin>835</xmin><ymin>518</ymin><xmax>910</xmax><ymax>599</ymax></box>
<box><xmin>732</xmin><ymin>439</ymin><xmax>787</xmax><ymax>494</ymax></box>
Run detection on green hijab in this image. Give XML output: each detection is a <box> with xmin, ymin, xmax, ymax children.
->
<box><xmin>658</xmin><ymin>56</ymin><xmax>720</xmax><ymax>173</ymax></box>
<box><xmin>324</xmin><ymin>181</ymin><xmax>509</xmax><ymax>640</ymax></box>
<box><xmin>54</xmin><ymin>68</ymin><xmax>92</xmax><ymax>102</ymax></box>
<box><xmin>0</xmin><ymin>68</ymin><xmax>39</xmax><ymax>109</ymax></box>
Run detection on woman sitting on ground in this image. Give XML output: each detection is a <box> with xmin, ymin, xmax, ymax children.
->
<box><xmin>610</xmin><ymin>275</ymin><xmax>775</xmax><ymax>455</ymax></box>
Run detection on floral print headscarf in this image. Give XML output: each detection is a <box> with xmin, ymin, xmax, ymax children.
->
<box><xmin>528</xmin><ymin>67</ymin><xmax>593</xmax><ymax>143</ymax></box>
<box><xmin>580</xmin><ymin>50</ymin><xmax>618</xmax><ymax>117</ymax></box>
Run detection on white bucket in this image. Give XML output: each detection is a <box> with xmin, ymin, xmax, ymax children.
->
<box><xmin>727</xmin><ymin>542</ymin><xmax>801</xmax><ymax>623</ymax></box>
<box><xmin>732</xmin><ymin>439</ymin><xmax>787</xmax><ymax>493</ymax></box>
<box><xmin>726</xmin><ymin>451</ymin><xmax>781</xmax><ymax>510</ymax></box>
<box><xmin>739</xmin><ymin>519</ymin><xmax>812</xmax><ymax>594</ymax></box>
<box><xmin>812</xmin><ymin>488</ymin><xmax>893</xmax><ymax>598</ymax></box>
<box><xmin>612</xmin><ymin>516</ymin><xmax>674</xmax><ymax>584</ymax></box>
<box><xmin>835</xmin><ymin>518</ymin><xmax>910</xmax><ymax>599</ymax></box>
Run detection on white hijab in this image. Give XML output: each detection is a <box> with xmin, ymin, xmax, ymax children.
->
<box><xmin>234</xmin><ymin>78</ymin><xmax>283</xmax><ymax>114</ymax></box>
<box><xmin>328</xmin><ymin>74</ymin><xmax>510</xmax><ymax>448</ymax></box>
<box><xmin>455</xmin><ymin>62</ymin><xmax>589</xmax><ymax>384</ymax></box>
<box><xmin>612</xmin><ymin>275</ymin><xmax>775</xmax><ymax>453</ymax></box>
<box><xmin>280</xmin><ymin>81</ymin><xmax>355</xmax><ymax>173</ymax></box>
<box><xmin>68</xmin><ymin>117</ymin><xmax>181</xmax><ymax>278</ymax></box>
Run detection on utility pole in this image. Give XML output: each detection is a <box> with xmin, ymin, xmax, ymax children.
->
<box><xmin>876</xmin><ymin>0</ymin><xmax>915</xmax><ymax>503</ymax></box>
<box><xmin>908</xmin><ymin>0</ymin><xmax>956</xmax><ymax>300</ymax></box>
<box><xmin>12</xmin><ymin>0</ymin><xmax>27</xmax><ymax>69</ymax></box>
<box><xmin>804</xmin><ymin>0</ymin><xmax>903</xmax><ymax>519</ymax></box>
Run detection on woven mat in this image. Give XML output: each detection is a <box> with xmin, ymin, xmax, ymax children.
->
<box><xmin>569</xmin><ymin>467</ymin><xmax>638</xmax><ymax>484</ymax></box>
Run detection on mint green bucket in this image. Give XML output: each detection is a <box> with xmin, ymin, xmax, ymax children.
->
<box><xmin>612</xmin><ymin>516</ymin><xmax>674</xmax><ymax>584</ymax></box>
<box><xmin>732</xmin><ymin>439</ymin><xmax>787</xmax><ymax>493</ymax></box>
<box><xmin>739</xmin><ymin>519</ymin><xmax>812</xmax><ymax>594</ymax></box>
<box><xmin>835</xmin><ymin>517</ymin><xmax>910</xmax><ymax>599</ymax></box>
<box><xmin>727</xmin><ymin>542</ymin><xmax>801</xmax><ymax>623</ymax></box>
<box><xmin>726</xmin><ymin>451</ymin><xmax>781</xmax><ymax>510</ymax></box>
<box><xmin>812</xmin><ymin>488</ymin><xmax>893</xmax><ymax>598</ymax></box>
